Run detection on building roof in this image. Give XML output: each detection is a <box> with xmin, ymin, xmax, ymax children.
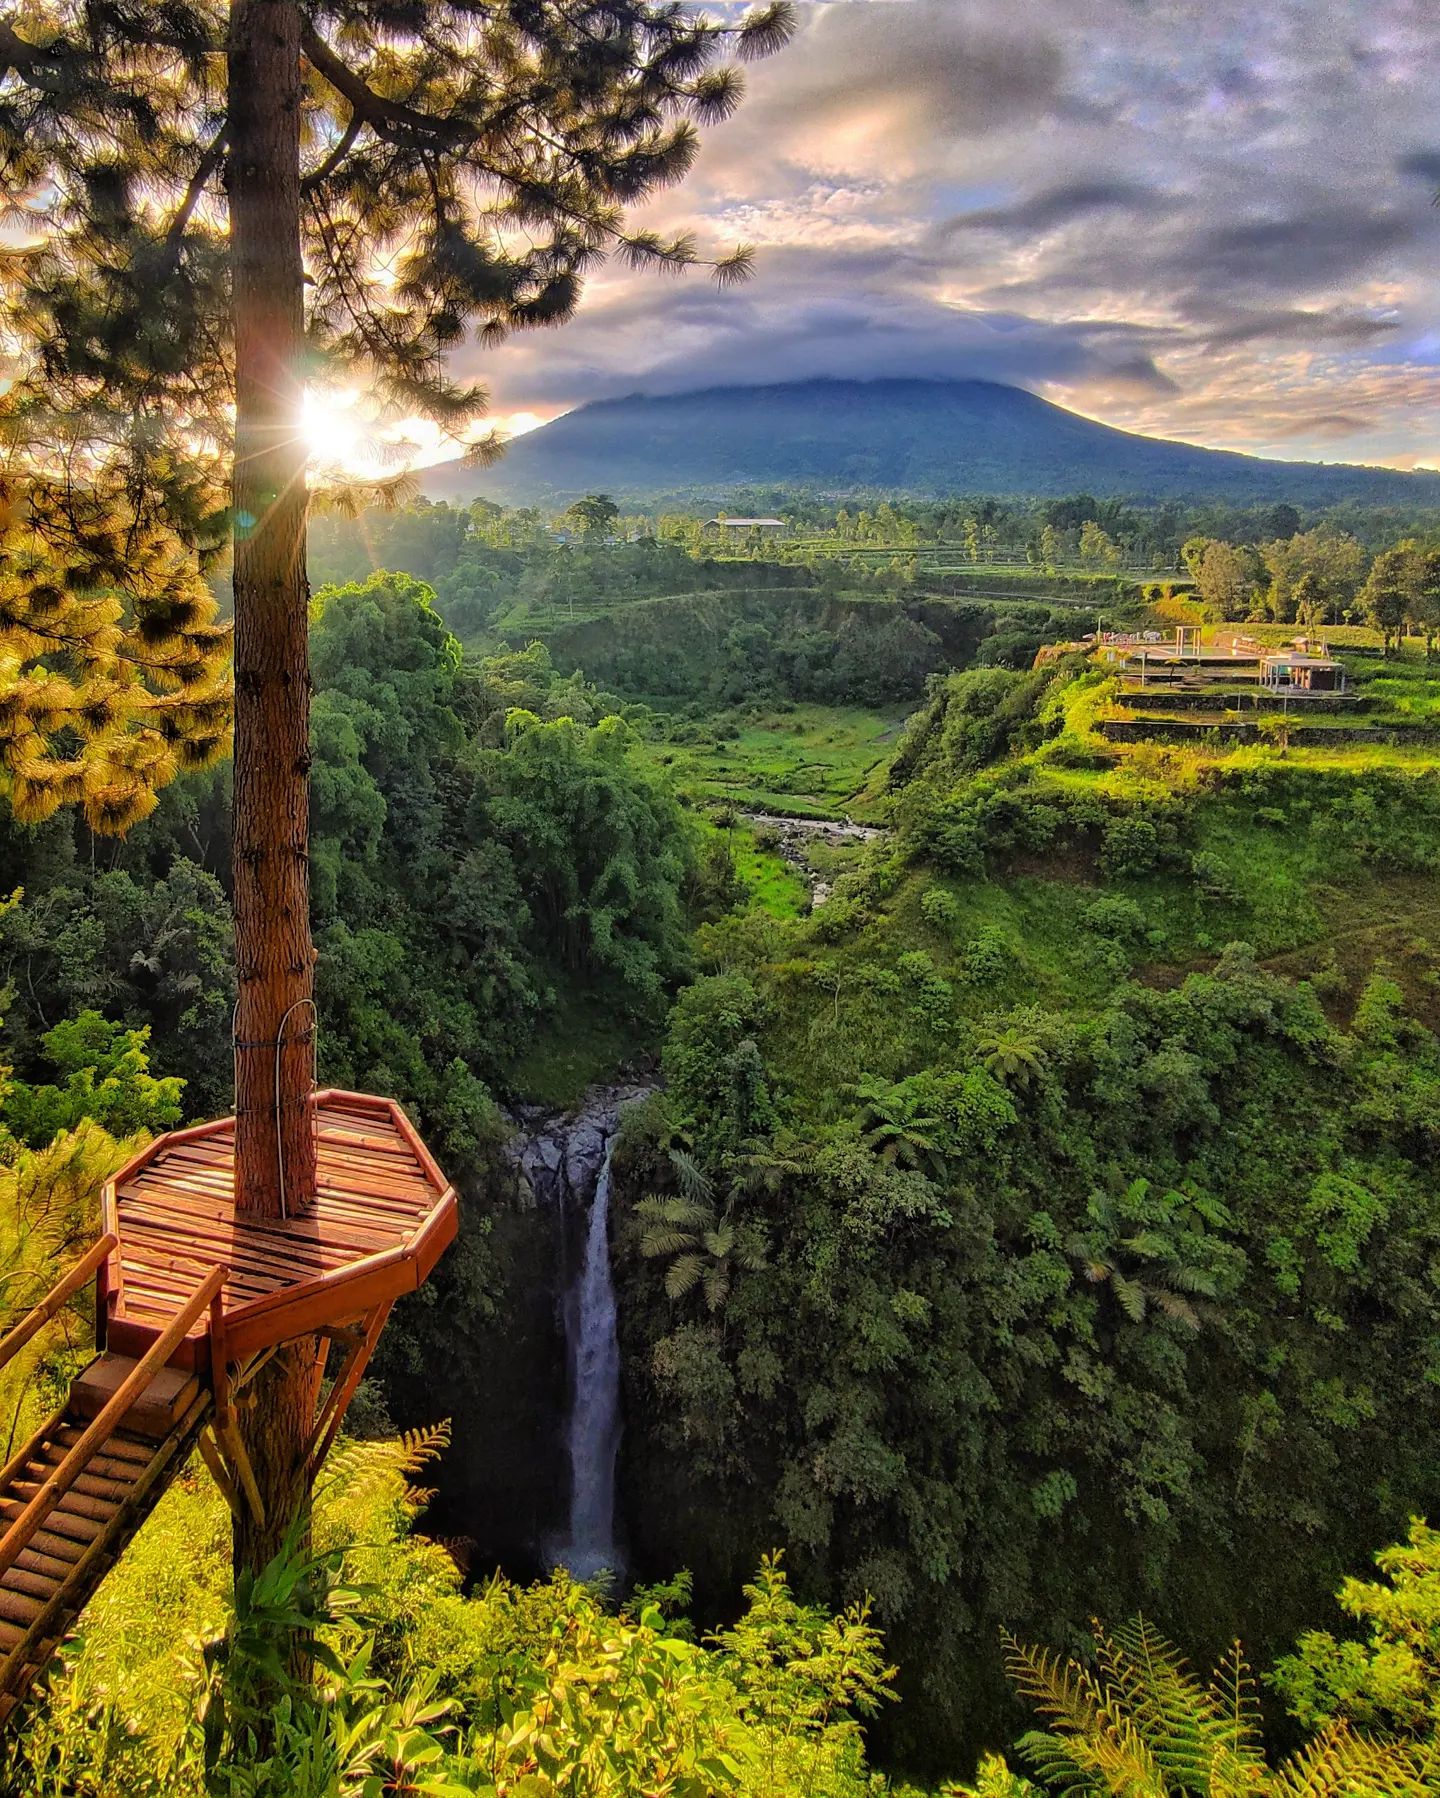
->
<box><xmin>707</xmin><ymin>516</ymin><xmax>786</xmax><ymax>527</ymax></box>
<box><xmin>1261</xmin><ymin>651</ymin><xmax>1341</xmax><ymax>669</ymax></box>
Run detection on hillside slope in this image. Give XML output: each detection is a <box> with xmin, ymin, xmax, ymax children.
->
<box><xmin>423</xmin><ymin>378</ymin><xmax>1440</xmax><ymax>505</ymax></box>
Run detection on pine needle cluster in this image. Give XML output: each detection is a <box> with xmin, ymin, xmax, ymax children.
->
<box><xmin>0</xmin><ymin>474</ymin><xmax>231</xmax><ymax>832</ymax></box>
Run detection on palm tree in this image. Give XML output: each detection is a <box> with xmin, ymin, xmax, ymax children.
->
<box><xmin>999</xmin><ymin>1615</ymin><xmax>1426</xmax><ymax>1795</ymax></box>
<box><xmin>635</xmin><ymin>1195</ymin><xmax>766</xmax><ymax>1314</ymax></box>
<box><xmin>849</xmin><ymin>1076</ymin><xmax>948</xmax><ymax>1178</ymax></box>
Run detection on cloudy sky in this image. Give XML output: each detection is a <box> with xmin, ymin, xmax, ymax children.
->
<box><xmin>452</xmin><ymin>0</ymin><xmax>1440</xmax><ymax>470</ymax></box>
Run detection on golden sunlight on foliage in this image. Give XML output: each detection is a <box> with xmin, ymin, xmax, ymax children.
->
<box><xmin>0</xmin><ymin>478</ymin><xmax>231</xmax><ymax>833</ymax></box>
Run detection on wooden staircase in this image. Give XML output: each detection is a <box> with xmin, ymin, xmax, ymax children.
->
<box><xmin>0</xmin><ymin>1255</ymin><xmax>221</xmax><ymax>1727</ymax></box>
<box><xmin>0</xmin><ymin>1090</ymin><xmax>459</xmax><ymax>1735</ymax></box>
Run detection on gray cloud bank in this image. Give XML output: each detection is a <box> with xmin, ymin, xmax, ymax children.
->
<box><xmin>457</xmin><ymin>0</ymin><xmax>1440</xmax><ymax>469</ymax></box>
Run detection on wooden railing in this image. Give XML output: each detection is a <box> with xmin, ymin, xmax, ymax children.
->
<box><xmin>0</xmin><ymin>1264</ymin><xmax>226</xmax><ymax>1588</ymax></box>
<box><xmin>0</xmin><ymin>1235</ymin><xmax>118</xmax><ymax>1377</ymax></box>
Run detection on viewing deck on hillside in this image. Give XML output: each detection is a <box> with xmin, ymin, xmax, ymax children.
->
<box><xmin>101</xmin><ymin>1089</ymin><xmax>458</xmax><ymax>1370</ymax></box>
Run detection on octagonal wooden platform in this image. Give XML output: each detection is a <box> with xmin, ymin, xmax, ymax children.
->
<box><xmin>99</xmin><ymin>1089</ymin><xmax>458</xmax><ymax>1371</ymax></box>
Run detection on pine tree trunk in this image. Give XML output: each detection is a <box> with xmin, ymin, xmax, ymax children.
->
<box><xmin>227</xmin><ymin>0</ymin><xmax>318</xmax><ymax>1575</ymax></box>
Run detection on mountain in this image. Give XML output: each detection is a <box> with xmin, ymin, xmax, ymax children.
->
<box><xmin>421</xmin><ymin>377</ymin><xmax>1440</xmax><ymax>506</ymax></box>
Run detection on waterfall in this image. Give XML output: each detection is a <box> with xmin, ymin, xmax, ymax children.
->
<box><xmin>554</xmin><ymin>1132</ymin><xmax>623</xmax><ymax>1578</ymax></box>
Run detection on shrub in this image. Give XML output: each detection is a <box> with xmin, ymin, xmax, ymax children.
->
<box><xmin>1191</xmin><ymin>850</ymin><xmax>1244</xmax><ymax>904</ymax></box>
<box><xmin>920</xmin><ymin>888</ymin><xmax>961</xmax><ymax>934</ymax></box>
<box><xmin>1100</xmin><ymin>813</ymin><xmax>1162</xmax><ymax>878</ymax></box>
<box><xmin>1082</xmin><ymin>896</ymin><xmax>1149</xmax><ymax>943</ymax></box>
<box><xmin>964</xmin><ymin>925</ymin><xmax>1015</xmax><ymax>988</ymax></box>
<box><xmin>1035</xmin><ymin>733</ymin><xmax>1112</xmax><ymax>771</ymax></box>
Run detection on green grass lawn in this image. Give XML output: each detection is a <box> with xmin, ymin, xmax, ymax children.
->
<box><xmin>637</xmin><ymin>703</ymin><xmax>903</xmax><ymax>820</ymax></box>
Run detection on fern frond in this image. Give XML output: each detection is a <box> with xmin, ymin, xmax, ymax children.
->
<box><xmin>637</xmin><ymin>1195</ymin><xmax>713</xmax><ymax>1232</ymax></box>
<box><xmin>316</xmin><ymin>1421</ymin><xmax>451</xmax><ymax>1503</ymax></box>
<box><xmin>1003</xmin><ymin>1633</ymin><xmax>1122</xmax><ymax>1756</ymax></box>
<box><xmin>1112</xmin><ymin>1275</ymin><xmax>1148</xmax><ymax>1322</ymax></box>
<box><xmin>1206</xmin><ymin>1640</ymin><xmax>1262</xmax><ymax>1746</ymax></box>
<box><xmin>1152</xmin><ymin>1290</ymin><xmax>1201</xmax><ymax>1331</ymax></box>
<box><xmin>665</xmin><ymin>1254</ymin><xmax>704</xmax><ymax>1300</ymax></box>
<box><xmin>667</xmin><ymin>1149</ymin><xmax>714</xmax><ymax>1201</ymax></box>
<box><xmin>1104</xmin><ymin>1617</ymin><xmax>1245</xmax><ymax>1790</ymax></box>
<box><xmin>1270</xmin><ymin>1722</ymin><xmax>1427</xmax><ymax>1797</ymax></box>
<box><xmin>640</xmin><ymin>1226</ymin><xmax>698</xmax><ymax>1259</ymax></box>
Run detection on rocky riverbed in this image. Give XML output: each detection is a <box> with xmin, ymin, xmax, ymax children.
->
<box><xmin>738</xmin><ymin>811</ymin><xmax>887</xmax><ymax>905</ymax></box>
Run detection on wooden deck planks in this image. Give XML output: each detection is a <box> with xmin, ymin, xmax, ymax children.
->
<box><xmin>106</xmin><ymin>1091</ymin><xmax>455</xmax><ymax>1361</ymax></box>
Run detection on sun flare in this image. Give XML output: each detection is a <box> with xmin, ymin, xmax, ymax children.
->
<box><xmin>302</xmin><ymin>387</ymin><xmax>365</xmax><ymax>471</ymax></box>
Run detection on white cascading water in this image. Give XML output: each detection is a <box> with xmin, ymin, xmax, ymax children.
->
<box><xmin>555</xmin><ymin>1135</ymin><xmax>622</xmax><ymax>1577</ymax></box>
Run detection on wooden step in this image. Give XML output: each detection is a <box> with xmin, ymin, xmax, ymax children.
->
<box><xmin>31</xmin><ymin>1442</ymin><xmax>144</xmax><ymax>1488</ymax></box>
<box><xmin>0</xmin><ymin>1588</ymin><xmax>45</xmax><ymax>1629</ymax></box>
<box><xmin>71</xmin><ymin>1357</ymin><xmax>200</xmax><ymax>1438</ymax></box>
<box><xmin>3</xmin><ymin>1566</ymin><xmax>60</xmax><ymax>1604</ymax></box>
<box><xmin>18</xmin><ymin>1461</ymin><xmax>134</xmax><ymax>1504</ymax></box>
<box><xmin>49</xmin><ymin>1425</ymin><xmax>153</xmax><ymax>1469</ymax></box>
<box><xmin>13</xmin><ymin>1526</ymin><xmax>89</xmax><ymax>1568</ymax></box>
<box><xmin>14</xmin><ymin>1545</ymin><xmax>74</xmax><ymax>1584</ymax></box>
<box><xmin>0</xmin><ymin>1499</ymin><xmax>104</xmax><ymax>1547</ymax></box>
<box><xmin>9</xmin><ymin>1482</ymin><xmax>120</xmax><ymax>1527</ymax></box>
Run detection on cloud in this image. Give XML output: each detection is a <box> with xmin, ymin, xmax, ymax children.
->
<box><xmin>1193</xmin><ymin>305</ymin><xmax>1402</xmax><ymax>350</ymax></box>
<box><xmin>944</xmin><ymin>180</ymin><xmax>1170</xmax><ymax>234</ymax></box>
<box><xmin>1188</xmin><ymin>208</ymin><xmax>1422</xmax><ymax>297</ymax></box>
<box><xmin>1397</xmin><ymin>149</ymin><xmax>1440</xmax><ymax>184</ymax></box>
<box><xmin>700</xmin><ymin>0</ymin><xmax>1067</xmax><ymax>184</ymax></box>
<box><xmin>447</xmin><ymin>0</ymin><xmax>1440</xmax><ymax>471</ymax></box>
<box><xmin>1267</xmin><ymin>412</ymin><xmax>1376</xmax><ymax>441</ymax></box>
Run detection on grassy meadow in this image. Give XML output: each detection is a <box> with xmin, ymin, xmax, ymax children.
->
<box><xmin>636</xmin><ymin>702</ymin><xmax>903</xmax><ymax>819</ymax></box>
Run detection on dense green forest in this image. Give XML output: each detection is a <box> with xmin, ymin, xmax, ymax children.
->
<box><xmin>7</xmin><ymin>505</ymin><xmax>1440</xmax><ymax>1787</ymax></box>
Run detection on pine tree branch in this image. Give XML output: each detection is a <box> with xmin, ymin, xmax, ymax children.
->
<box><xmin>299</xmin><ymin>24</ymin><xmax>469</xmax><ymax>151</ymax></box>
<box><xmin>0</xmin><ymin>15</ymin><xmax>47</xmax><ymax>81</ymax></box>
<box><xmin>301</xmin><ymin>108</ymin><xmax>362</xmax><ymax>195</ymax></box>
<box><xmin>163</xmin><ymin>126</ymin><xmax>227</xmax><ymax>257</ymax></box>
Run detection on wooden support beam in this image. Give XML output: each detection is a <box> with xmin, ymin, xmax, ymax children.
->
<box><xmin>197</xmin><ymin>1428</ymin><xmax>242</xmax><ymax>1523</ymax></box>
<box><xmin>0</xmin><ymin>1236</ymin><xmax>118</xmax><ymax>1376</ymax></box>
<box><xmin>305</xmin><ymin>1301</ymin><xmax>392</xmax><ymax>1477</ymax></box>
<box><xmin>0</xmin><ymin>1266</ymin><xmax>226</xmax><ymax>1589</ymax></box>
<box><xmin>231</xmin><ymin>1344</ymin><xmax>280</xmax><ymax>1393</ymax></box>
<box><xmin>204</xmin><ymin>1288</ymin><xmax>265</xmax><ymax>1529</ymax></box>
<box><xmin>318</xmin><ymin>1323</ymin><xmax>366</xmax><ymax>1352</ymax></box>
<box><xmin>306</xmin><ymin>1336</ymin><xmax>331</xmax><ymax>1414</ymax></box>
<box><xmin>214</xmin><ymin>1412</ymin><xmax>264</xmax><ymax>1527</ymax></box>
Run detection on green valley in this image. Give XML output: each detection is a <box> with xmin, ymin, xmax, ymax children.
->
<box><xmin>9</xmin><ymin>490</ymin><xmax>1440</xmax><ymax>1792</ymax></box>
<box><xmin>9</xmin><ymin>4</ymin><xmax>1440</xmax><ymax>1792</ymax></box>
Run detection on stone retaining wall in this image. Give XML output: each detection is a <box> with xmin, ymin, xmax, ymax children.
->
<box><xmin>1100</xmin><ymin>718</ymin><xmax>1440</xmax><ymax>746</ymax></box>
<box><xmin>1112</xmin><ymin>690</ymin><xmax>1373</xmax><ymax>715</ymax></box>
